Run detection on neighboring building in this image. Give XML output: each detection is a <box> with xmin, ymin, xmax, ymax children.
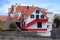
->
<box><xmin>0</xmin><ymin>16</ymin><xmax>8</xmax><ymax>21</ymax></box>
<box><xmin>1</xmin><ymin>15</ymin><xmax>20</xmax><ymax>30</ymax></box>
<box><xmin>5</xmin><ymin>4</ymin><xmax>54</xmax><ymax>36</ymax></box>
<box><xmin>0</xmin><ymin>16</ymin><xmax>7</xmax><ymax>29</ymax></box>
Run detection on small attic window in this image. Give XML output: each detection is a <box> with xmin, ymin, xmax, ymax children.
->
<box><xmin>26</xmin><ymin>6</ymin><xmax>29</xmax><ymax>10</ymax></box>
<box><xmin>36</xmin><ymin>10</ymin><xmax>39</xmax><ymax>14</ymax></box>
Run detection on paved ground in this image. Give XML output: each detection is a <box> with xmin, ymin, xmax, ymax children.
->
<box><xmin>51</xmin><ymin>27</ymin><xmax>60</xmax><ymax>40</ymax></box>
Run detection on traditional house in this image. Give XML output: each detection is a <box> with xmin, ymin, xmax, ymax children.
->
<box><xmin>8</xmin><ymin>4</ymin><xmax>54</xmax><ymax>36</ymax></box>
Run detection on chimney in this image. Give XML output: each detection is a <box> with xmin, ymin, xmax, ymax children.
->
<box><xmin>26</xmin><ymin>6</ymin><xmax>29</xmax><ymax>10</ymax></box>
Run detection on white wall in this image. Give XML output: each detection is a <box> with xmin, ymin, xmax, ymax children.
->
<box><xmin>27</xmin><ymin>23</ymin><xmax>37</xmax><ymax>29</ymax></box>
<box><xmin>42</xmin><ymin>22</ymin><xmax>47</xmax><ymax>28</ymax></box>
<box><xmin>46</xmin><ymin>12</ymin><xmax>54</xmax><ymax>32</ymax></box>
<box><xmin>14</xmin><ymin>12</ymin><xmax>21</xmax><ymax>18</ymax></box>
<box><xmin>10</xmin><ymin>14</ymin><xmax>15</xmax><ymax>17</ymax></box>
<box><xmin>10</xmin><ymin>12</ymin><xmax>21</xmax><ymax>18</ymax></box>
<box><xmin>47</xmin><ymin>13</ymin><xmax>54</xmax><ymax>22</ymax></box>
<box><xmin>47</xmin><ymin>22</ymin><xmax>53</xmax><ymax>31</ymax></box>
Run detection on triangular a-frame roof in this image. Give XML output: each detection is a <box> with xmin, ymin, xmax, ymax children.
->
<box><xmin>11</xmin><ymin>5</ymin><xmax>48</xmax><ymax>18</ymax></box>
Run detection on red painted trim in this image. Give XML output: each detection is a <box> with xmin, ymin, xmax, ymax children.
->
<box><xmin>36</xmin><ymin>19</ymin><xmax>48</xmax><ymax>22</ymax></box>
<box><xmin>25</xmin><ymin>28</ymin><xmax>47</xmax><ymax>32</ymax></box>
<box><xmin>22</xmin><ymin>19</ymin><xmax>48</xmax><ymax>29</ymax></box>
<box><xmin>22</xmin><ymin>19</ymin><xmax>37</xmax><ymax>28</ymax></box>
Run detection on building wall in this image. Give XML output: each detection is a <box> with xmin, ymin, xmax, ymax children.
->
<box><xmin>47</xmin><ymin>22</ymin><xmax>53</xmax><ymax>31</ymax></box>
<box><xmin>46</xmin><ymin>13</ymin><xmax>53</xmax><ymax>31</ymax></box>
<box><xmin>14</xmin><ymin>12</ymin><xmax>21</xmax><ymax>18</ymax></box>
<box><xmin>10</xmin><ymin>12</ymin><xmax>21</xmax><ymax>18</ymax></box>
<box><xmin>47</xmin><ymin>13</ymin><xmax>54</xmax><ymax>22</ymax></box>
<box><xmin>10</xmin><ymin>6</ymin><xmax>53</xmax><ymax>30</ymax></box>
<box><xmin>27</xmin><ymin>23</ymin><xmax>37</xmax><ymax>29</ymax></box>
<box><xmin>42</xmin><ymin>22</ymin><xmax>47</xmax><ymax>28</ymax></box>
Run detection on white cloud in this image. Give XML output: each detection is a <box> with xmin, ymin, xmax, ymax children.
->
<box><xmin>0</xmin><ymin>0</ymin><xmax>60</xmax><ymax>15</ymax></box>
<box><xmin>47</xmin><ymin>5</ymin><xmax>60</xmax><ymax>14</ymax></box>
<box><xmin>38</xmin><ymin>3</ymin><xmax>60</xmax><ymax>14</ymax></box>
<box><xmin>0</xmin><ymin>4</ymin><xmax>11</xmax><ymax>15</ymax></box>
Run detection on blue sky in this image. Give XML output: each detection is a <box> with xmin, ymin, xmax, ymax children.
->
<box><xmin>0</xmin><ymin>0</ymin><xmax>60</xmax><ymax>16</ymax></box>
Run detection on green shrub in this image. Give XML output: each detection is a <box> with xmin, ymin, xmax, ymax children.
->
<box><xmin>0</xmin><ymin>20</ymin><xmax>3</xmax><ymax>30</ymax></box>
<box><xmin>9</xmin><ymin>22</ymin><xmax>17</xmax><ymax>30</ymax></box>
<box><xmin>54</xmin><ymin>17</ymin><xmax>60</xmax><ymax>28</ymax></box>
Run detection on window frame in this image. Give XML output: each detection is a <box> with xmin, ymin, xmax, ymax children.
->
<box><xmin>36</xmin><ymin>15</ymin><xmax>39</xmax><ymax>19</ymax></box>
<box><xmin>30</xmin><ymin>15</ymin><xmax>34</xmax><ymax>18</ymax></box>
<box><xmin>37</xmin><ymin>22</ymin><xmax>42</xmax><ymax>28</ymax></box>
<box><xmin>36</xmin><ymin>10</ymin><xmax>39</xmax><ymax>14</ymax></box>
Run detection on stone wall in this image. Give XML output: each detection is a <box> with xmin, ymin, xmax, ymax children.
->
<box><xmin>0</xmin><ymin>31</ymin><xmax>59</xmax><ymax>40</ymax></box>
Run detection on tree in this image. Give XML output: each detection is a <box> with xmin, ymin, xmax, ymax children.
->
<box><xmin>54</xmin><ymin>17</ymin><xmax>60</xmax><ymax>28</ymax></box>
<box><xmin>0</xmin><ymin>20</ymin><xmax>3</xmax><ymax>30</ymax></box>
<box><xmin>9</xmin><ymin>22</ymin><xmax>17</xmax><ymax>30</ymax></box>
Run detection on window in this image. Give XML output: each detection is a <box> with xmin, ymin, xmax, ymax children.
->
<box><xmin>37</xmin><ymin>22</ymin><xmax>42</xmax><ymax>28</ymax></box>
<box><xmin>36</xmin><ymin>10</ymin><xmax>39</xmax><ymax>14</ymax></box>
<box><xmin>36</xmin><ymin>15</ymin><xmax>39</xmax><ymax>19</ymax></box>
<box><xmin>15</xmin><ymin>22</ymin><xmax>21</xmax><ymax>28</ymax></box>
<box><xmin>41</xmin><ymin>15</ymin><xmax>44</xmax><ymax>18</ymax></box>
<box><xmin>15</xmin><ymin>13</ymin><xmax>19</xmax><ymax>17</ymax></box>
<box><xmin>30</xmin><ymin>15</ymin><xmax>34</xmax><ymax>18</ymax></box>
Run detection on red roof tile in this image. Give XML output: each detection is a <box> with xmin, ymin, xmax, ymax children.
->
<box><xmin>0</xmin><ymin>16</ymin><xmax>8</xmax><ymax>21</ymax></box>
<box><xmin>11</xmin><ymin>5</ymin><xmax>47</xmax><ymax>16</ymax></box>
<box><xmin>11</xmin><ymin>5</ymin><xmax>48</xmax><ymax>21</ymax></box>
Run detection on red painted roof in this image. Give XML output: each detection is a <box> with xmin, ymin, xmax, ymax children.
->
<box><xmin>11</xmin><ymin>5</ymin><xmax>48</xmax><ymax>18</ymax></box>
<box><xmin>10</xmin><ymin>5</ymin><xmax>48</xmax><ymax>22</ymax></box>
<box><xmin>0</xmin><ymin>16</ymin><xmax>8</xmax><ymax>21</ymax></box>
